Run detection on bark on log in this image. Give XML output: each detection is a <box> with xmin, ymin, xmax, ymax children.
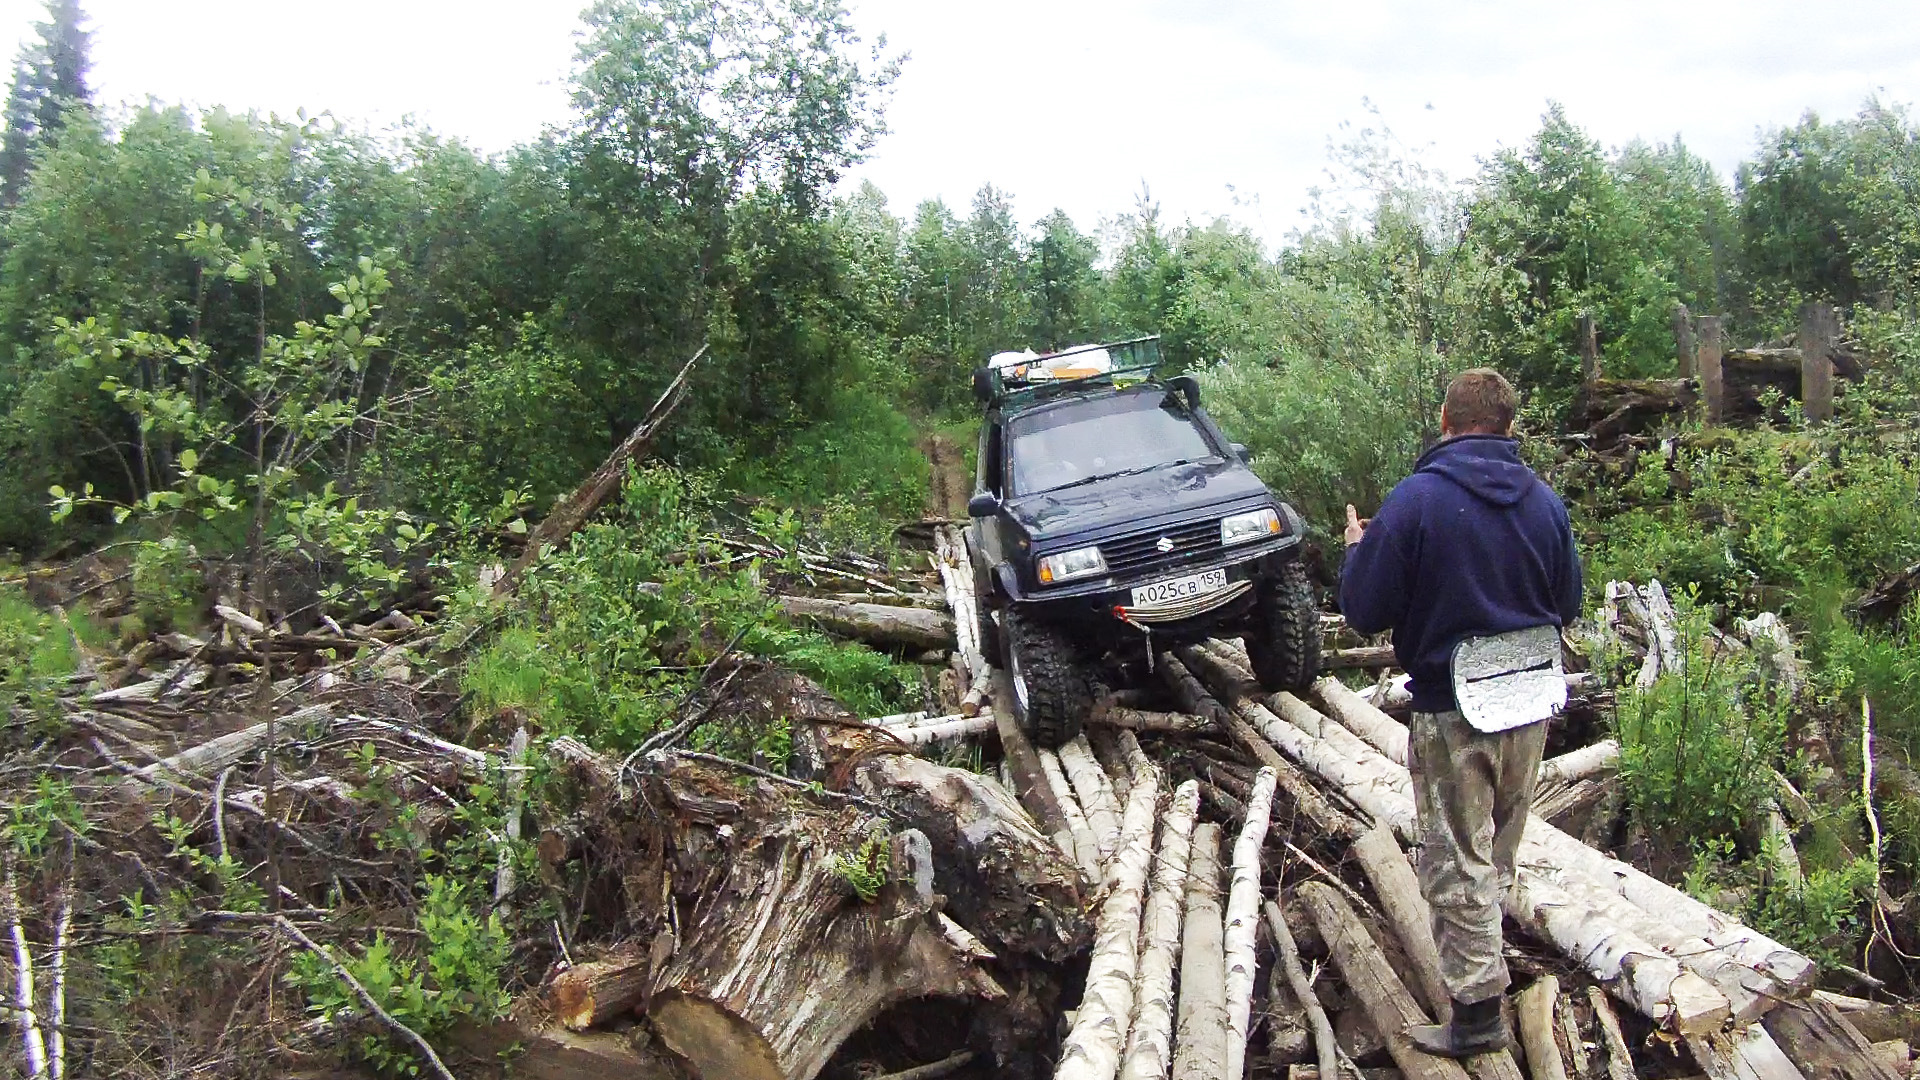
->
<box><xmin>1266</xmin><ymin>900</ymin><xmax>1340</xmax><ymax>1080</ymax></box>
<box><xmin>1056</xmin><ymin>764</ymin><xmax>1161</xmax><ymax>1080</ymax></box>
<box><xmin>991</xmin><ymin>670</ymin><xmax>1071</xmax><ymax>840</ymax></box>
<box><xmin>1092</xmin><ymin>705</ymin><xmax>1217</xmax><ymax>733</ymax></box>
<box><xmin>1120</xmin><ymin>781</ymin><xmax>1202</xmax><ymax>1080</ymax></box>
<box><xmin>1089</xmin><ymin>729</ymin><xmax>1134</xmax><ymax>805</ymax></box>
<box><xmin>777</xmin><ymin>596</ymin><xmax>957</xmax><ymax>652</ymax></box>
<box><xmin>1559</xmin><ymin>991</ymin><xmax>1593</xmax><ymax>1080</ymax></box>
<box><xmin>1588</xmin><ymin>986</ymin><xmax>1638</xmax><ymax>1080</ymax></box>
<box><xmin>643</xmin><ymin>815</ymin><xmax>998</xmax><ymax>1080</ymax></box>
<box><xmin>497</xmin><ymin>345</ymin><xmax>703</xmax><ymax>596</ymax></box>
<box><xmin>1060</xmin><ymin>735</ymin><xmax>1124</xmax><ymax>865</ymax></box>
<box><xmin>1298</xmin><ymin>881</ymin><xmax>1474</xmax><ymax>1080</ymax></box>
<box><xmin>1311</xmin><ymin>675</ymin><xmax>1409</xmax><ymax>765</ymax></box>
<box><xmin>1173</xmin><ymin>824</ymin><xmax>1229</xmax><ymax>1080</ymax></box>
<box><xmin>890</xmin><ymin>715</ymin><xmax>996</xmax><ymax>747</ymax></box>
<box><xmin>1537</xmin><ymin>742</ymin><xmax>1621</xmax><ymax>788</ymax></box>
<box><xmin>548</xmin><ymin>945</ymin><xmax>651</xmax><ymax>1030</ymax></box>
<box><xmin>1764</xmin><ymin>997</ymin><xmax>1905</xmax><ymax>1080</ymax></box>
<box><xmin>1324</xmin><ymin>645</ymin><xmax>1399</xmax><ymax>671</ymax></box>
<box><xmin>1351</xmin><ymin>825</ymin><xmax>1450</xmax><ymax>1021</ymax></box>
<box><xmin>1225</xmin><ymin>768</ymin><xmax>1279</xmax><ymax>1080</ymax></box>
<box><xmin>1518</xmin><ymin>978</ymin><xmax>1571</xmax><ymax>1080</ymax></box>
<box><xmin>1041</xmin><ymin>750</ymin><xmax>1104</xmax><ymax>883</ymax></box>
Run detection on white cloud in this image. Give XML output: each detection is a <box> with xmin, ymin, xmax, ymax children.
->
<box><xmin>0</xmin><ymin>0</ymin><xmax>1915</xmax><ymax>245</ymax></box>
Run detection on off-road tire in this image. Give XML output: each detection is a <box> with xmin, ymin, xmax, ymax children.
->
<box><xmin>1245</xmin><ymin>559</ymin><xmax>1322</xmax><ymax>694</ymax></box>
<box><xmin>1002</xmin><ymin>608</ymin><xmax>1090</xmax><ymax>748</ymax></box>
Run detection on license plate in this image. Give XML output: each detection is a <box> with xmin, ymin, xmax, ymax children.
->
<box><xmin>1131</xmin><ymin>568</ymin><xmax>1229</xmax><ymax>607</ymax></box>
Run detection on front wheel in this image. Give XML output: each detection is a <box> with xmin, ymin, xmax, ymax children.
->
<box><xmin>1002</xmin><ymin>608</ymin><xmax>1090</xmax><ymax>748</ymax></box>
<box><xmin>1244</xmin><ymin>560</ymin><xmax>1322</xmax><ymax>694</ymax></box>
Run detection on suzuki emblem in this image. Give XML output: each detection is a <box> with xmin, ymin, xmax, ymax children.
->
<box><xmin>1155</xmin><ymin>536</ymin><xmax>1175</xmax><ymax>553</ymax></box>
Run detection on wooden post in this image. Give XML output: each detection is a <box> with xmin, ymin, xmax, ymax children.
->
<box><xmin>1674</xmin><ymin>304</ymin><xmax>1696</xmax><ymax>378</ymax></box>
<box><xmin>1800</xmin><ymin>302</ymin><xmax>1838</xmax><ymax>424</ymax></box>
<box><xmin>1579</xmin><ymin>314</ymin><xmax>1600</xmax><ymax>383</ymax></box>
<box><xmin>1697</xmin><ymin>316</ymin><xmax>1725</xmax><ymax>425</ymax></box>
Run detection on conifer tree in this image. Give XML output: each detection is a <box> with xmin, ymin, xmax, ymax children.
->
<box><xmin>0</xmin><ymin>0</ymin><xmax>91</xmax><ymax>205</ymax></box>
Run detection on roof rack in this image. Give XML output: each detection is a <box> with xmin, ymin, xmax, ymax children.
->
<box><xmin>973</xmin><ymin>335</ymin><xmax>1165</xmax><ymax>408</ymax></box>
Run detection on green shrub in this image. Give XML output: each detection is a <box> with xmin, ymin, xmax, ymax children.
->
<box><xmin>1615</xmin><ymin>605</ymin><xmax>1789</xmax><ymax>845</ymax></box>
<box><xmin>130</xmin><ymin>537</ymin><xmax>202</xmax><ymax>630</ymax></box>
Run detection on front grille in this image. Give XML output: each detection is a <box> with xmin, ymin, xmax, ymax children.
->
<box><xmin>1101</xmin><ymin>518</ymin><xmax>1222</xmax><ymax>577</ymax></box>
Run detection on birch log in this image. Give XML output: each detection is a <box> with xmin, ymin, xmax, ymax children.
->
<box><xmin>777</xmin><ymin>595</ymin><xmax>956</xmax><ymax>652</ymax></box>
<box><xmin>1225</xmin><ymin>767</ymin><xmax>1279</xmax><ymax>1080</ymax></box>
<box><xmin>1588</xmin><ymin>986</ymin><xmax>1638</xmax><ymax>1080</ymax></box>
<box><xmin>891</xmin><ymin>715</ymin><xmax>997</xmax><ymax>747</ymax></box>
<box><xmin>1041</xmin><ymin>749</ymin><xmax>1104</xmax><ymax>883</ymax></box>
<box><xmin>1056</xmin><ymin>764</ymin><xmax>1161</xmax><ymax>1080</ymax></box>
<box><xmin>1173</xmin><ymin>824</ymin><xmax>1229</xmax><ymax>1080</ymax></box>
<box><xmin>1351</xmin><ymin>825</ymin><xmax>1450</xmax><ymax>1020</ymax></box>
<box><xmin>1536</xmin><ymin>741</ymin><xmax>1621</xmax><ymax>788</ymax></box>
<box><xmin>1310</xmin><ymin>675</ymin><xmax>1409</xmax><ymax>765</ymax></box>
<box><xmin>1060</xmin><ymin>735</ymin><xmax>1124</xmax><ymax>862</ymax></box>
<box><xmin>1299</xmin><ymin>881</ymin><xmax>1473</xmax><ymax>1080</ymax></box>
<box><xmin>1120</xmin><ymin>781</ymin><xmax>1202</xmax><ymax>1080</ymax></box>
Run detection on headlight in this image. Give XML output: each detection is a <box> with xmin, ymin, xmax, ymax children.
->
<box><xmin>1037</xmin><ymin>545</ymin><xmax>1107</xmax><ymax>584</ymax></box>
<box><xmin>1220</xmin><ymin>507</ymin><xmax>1282</xmax><ymax>546</ymax></box>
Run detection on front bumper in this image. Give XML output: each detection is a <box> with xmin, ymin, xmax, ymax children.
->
<box><xmin>999</xmin><ymin>536</ymin><xmax>1298</xmax><ymax>636</ymax></box>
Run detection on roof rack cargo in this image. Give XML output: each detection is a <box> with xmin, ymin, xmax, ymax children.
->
<box><xmin>971</xmin><ymin>335</ymin><xmax>1164</xmax><ymax>407</ymax></box>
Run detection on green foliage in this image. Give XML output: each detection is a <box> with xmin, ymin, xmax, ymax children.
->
<box><xmin>1615</xmin><ymin>605</ymin><xmax>1789</xmax><ymax>845</ymax></box>
<box><xmin>129</xmin><ymin>536</ymin><xmax>201</xmax><ymax>629</ymax></box>
<box><xmin>461</xmin><ymin>465</ymin><xmax>921</xmax><ymax>754</ymax></box>
<box><xmin>0</xmin><ymin>586</ymin><xmax>76</xmax><ymax>728</ymax></box>
<box><xmin>288</xmin><ymin>875</ymin><xmax>511</xmax><ymax>1076</ymax></box>
<box><xmin>830</xmin><ymin>826</ymin><xmax>891</xmax><ymax>902</ymax></box>
<box><xmin>1752</xmin><ymin>856</ymin><xmax>1879</xmax><ymax>970</ymax></box>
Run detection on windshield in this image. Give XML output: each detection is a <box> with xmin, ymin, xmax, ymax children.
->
<box><xmin>1008</xmin><ymin>392</ymin><xmax>1218</xmax><ymax>495</ymax></box>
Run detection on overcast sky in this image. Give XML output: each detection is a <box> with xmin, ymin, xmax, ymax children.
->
<box><xmin>1</xmin><ymin>0</ymin><xmax>1916</xmax><ymax>246</ymax></box>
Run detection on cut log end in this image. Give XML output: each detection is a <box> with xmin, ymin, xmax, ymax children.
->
<box><xmin>650</xmin><ymin>990</ymin><xmax>786</xmax><ymax>1080</ymax></box>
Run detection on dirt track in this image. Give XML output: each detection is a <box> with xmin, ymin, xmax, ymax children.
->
<box><xmin>923</xmin><ymin>432</ymin><xmax>969</xmax><ymax>520</ymax></box>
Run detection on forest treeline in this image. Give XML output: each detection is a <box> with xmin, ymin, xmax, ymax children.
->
<box><xmin>1</xmin><ymin>0</ymin><xmax>1919</xmax><ymax>557</ymax></box>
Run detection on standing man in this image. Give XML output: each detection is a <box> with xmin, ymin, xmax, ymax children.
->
<box><xmin>1339</xmin><ymin>368</ymin><xmax>1583</xmax><ymax>1057</ymax></box>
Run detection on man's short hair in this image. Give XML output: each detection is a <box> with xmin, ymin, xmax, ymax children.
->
<box><xmin>1444</xmin><ymin>368</ymin><xmax>1518</xmax><ymax>435</ymax></box>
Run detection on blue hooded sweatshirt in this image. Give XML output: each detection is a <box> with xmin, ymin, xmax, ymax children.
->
<box><xmin>1339</xmin><ymin>434</ymin><xmax>1584</xmax><ymax>714</ymax></box>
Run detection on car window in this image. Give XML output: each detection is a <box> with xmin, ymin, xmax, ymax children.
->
<box><xmin>1007</xmin><ymin>393</ymin><xmax>1217</xmax><ymax>495</ymax></box>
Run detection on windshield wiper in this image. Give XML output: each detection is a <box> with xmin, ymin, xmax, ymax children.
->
<box><xmin>1040</xmin><ymin>458</ymin><xmax>1201</xmax><ymax>494</ymax></box>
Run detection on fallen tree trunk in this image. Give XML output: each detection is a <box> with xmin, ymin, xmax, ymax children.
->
<box><xmin>1537</xmin><ymin>741</ymin><xmax>1620</xmax><ymax>788</ymax></box>
<box><xmin>1056</xmin><ymin>763</ymin><xmax>1161</xmax><ymax>1080</ymax></box>
<box><xmin>990</xmin><ymin>670</ymin><xmax>1071</xmax><ymax>841</ymax></box>
<box><xmin>1764</xmin><ymin>997</ymin><xmax>1905</xmax><ymax>1080</ymax></box>
<box><xmin>1172</xmin><ymin>824</ymin><xmax>1228</xmax><ymax>1080</ymax></box>
<box><xmin>1350</xmin><ymin>825</ymin><xmax>1449</xmax><ymax>1021</ymax></box>
<box><xmin>889</xmin><ymin>715</ymin><xmax>996</xmax><ymax>747</ymax></box>
<box><xmin>497</xmin><ymin>345</ymin><xmax>704</xmax><ymax>596</ymax></box>
<box><xmin>1120</xmin><ymin>781</ymin><xmax>1201</xmax><ymax>1080</ymax></box>
<box><xmin>777</xmin><ymin>596</ymin><xmax>957</xmax><ymax>652</ymax></box>
<box><xmin>119</xmin><ymin>704</ymin><xmax>334</xmax><ymax>793</ymax></box>
<box><xmin>1298</xmin><ymin>881</ymin><xmax>1473</xmax><ymax>1080</ymax></box>
<box><xmin>1224</xmin><ymin>767</ymin><xmax>1277</xmax><ymax>1080</ymax></box>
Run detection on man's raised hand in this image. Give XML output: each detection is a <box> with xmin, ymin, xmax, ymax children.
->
<box><xmin>1344</xmin><ymin>503</ymin><xmax>1369</xmax><ymax>547</ymax></box>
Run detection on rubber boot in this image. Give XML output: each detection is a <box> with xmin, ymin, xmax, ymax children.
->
<box><xmin>1407</xmin><ymin>996</ymin><xmax>1510</xmax><ymax>1058</ymax></box>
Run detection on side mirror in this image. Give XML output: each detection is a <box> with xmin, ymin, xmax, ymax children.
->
<box><xmin>1231</xmin><ymin>442</ymin><xmax>1252</xmax><ymax>464</ymax></box>
<box><xmin>1165</xmin><ymin>374</ymin><xmax>1201</xmax><ymax>410</ymax></box>
<box><xmin>967</xmin><ymin>492</ymin><xmax>1002</xmax><ymax>519</ymax></box>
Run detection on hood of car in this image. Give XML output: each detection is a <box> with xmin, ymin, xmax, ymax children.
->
<box><xmin>1004</xmin><ymin>458</ymin><xmax>1273</xmax><ymax>546</ymax></box>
